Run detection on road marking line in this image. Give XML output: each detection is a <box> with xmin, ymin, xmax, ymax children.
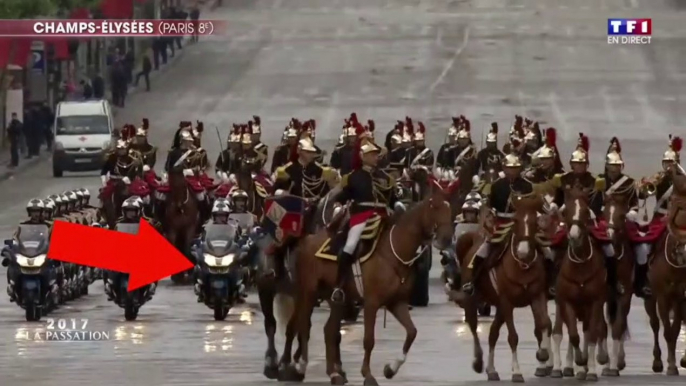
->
<box><xmin>428</xmin><ymin>26</ymin><xmax>470</xmax><ymax>94</ymax></box>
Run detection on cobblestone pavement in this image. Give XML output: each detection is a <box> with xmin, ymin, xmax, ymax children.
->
<box><xmin>1</xmin><ymin>0</ymin><xmax>686</xmax><ymax>384</ymax></box>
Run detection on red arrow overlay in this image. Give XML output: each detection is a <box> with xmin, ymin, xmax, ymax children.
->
<box><xmin>48</xmin><ymin>219</ymin><xmax>194</xmax><ymax>291</ymax></box>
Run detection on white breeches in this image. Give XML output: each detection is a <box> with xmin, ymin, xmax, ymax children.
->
<box><xmin>634</xmin><ymin>243</ymin><xmax>651</xmax><ymax>265</ymax></box>
<box><xmin>343</xmin><ymin>222</ymin><xmax>366</xmax><ymax>254</ymax></box>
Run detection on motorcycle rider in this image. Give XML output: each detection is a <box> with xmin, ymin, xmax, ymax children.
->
<box><xmin>42</xmin><ymin>198</ymin><xmax>56</xmax><ymax>224</ymax></box>
<box><xmin>456</xmin><ymin>193</ymin><xmax>481</xmax><ymax>224</ymax></box>
<box><xmin>331</xmin><ymin>127</ymin><xmax>404</xmax><ymax>304</ymax></box>
<box><xmin>210</xmin><ymin>198</ymin><xmax>231</xmax><ymax>224</ymax></box>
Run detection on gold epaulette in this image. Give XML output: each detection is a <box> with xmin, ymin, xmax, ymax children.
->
<box><xmin>595</xmin><ymin>177</ymin><xmax>606</xmax><ymax>192</ymax></box>
<box><xmin>320</xmin><ymin>165</ymin><xmax>339</xmax><ymax>185</ymax></box>
<box><xmin>275</xmin><ymin>163</ymin><xmax>290</xmax><ymax>181</ymax></box>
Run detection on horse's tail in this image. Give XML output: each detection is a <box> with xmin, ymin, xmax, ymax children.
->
<box><xmin>274</xmin><ymin>292</ymin><xmax>294</xmax><ymax>335</ymax></box>
<box><xmin>606</xmin><ymin>292</ymin><xmax>618</xmax><ymax>325</ymax></box>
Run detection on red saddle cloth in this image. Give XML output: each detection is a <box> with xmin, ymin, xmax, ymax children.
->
<box><xmin>253</xmin><ymin>171</ymin><xmax>273</xmax><ymax>192</ymax></box>
<box><xmin>143</xmin><ymin>170</ymin><xmax>160</xmax><ymax>190</ymax></box>
<box><xmin>156</xmin><ymin>176</ymin><xmax>205</xmax><ymax>194</ymax></box>
<box><xmin>438</xmin><ymin>179</ymin><xmax>460</xmax><ymax>195</ymax></box>
<box><xmin>550</xmin><ymin>226</ymin><xmax>568</xmax><ymax>246</ymax></box>
<box><xmin>99</xmin><ymin>178</ymin><xmax>150</xmax><ymax>199</ymax></box>
<box><xmin>214</xmin><ymin>182</ymin><xmax>235</xmax><ymax>198</ymax></box>
<box><xmin>626</xmin><ymin>214</ymin><xmax>667</xmax><ymax>243</ymax></box>
<box><xmin>198</xmin><ymin>172</ymin><xmax>217</xmax><ymax>190</ymax></box>
<box><xmin>590</xmin><ymin>217</ymin><xmax>611</xmax><ymax>242</ymax></box>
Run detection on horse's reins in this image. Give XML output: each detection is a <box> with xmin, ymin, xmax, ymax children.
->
<box><xmin>509</xmin><ymin>233</ymin><xmax>539</xmax><ymax>270</ymax></box>
<box><xmin>567</xmin><ymin>235</ymin><xmax>594</xmax><ymax>264</ymax></box>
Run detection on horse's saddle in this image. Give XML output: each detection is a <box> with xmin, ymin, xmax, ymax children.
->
<box><xmin>315</xmin><ymin>214</ymin><xmax>385</xmax><ymax>263</ymax></box>
<box><xmin>252</xmin><ymin>173</ymin><xmax>273</xmax><ymax>198</ymax></box>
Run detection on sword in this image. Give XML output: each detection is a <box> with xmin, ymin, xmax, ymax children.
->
<box><xmin>216</xmin><ymin>126</ymin><xmax>226</xmax><ymax>166</ymax></box>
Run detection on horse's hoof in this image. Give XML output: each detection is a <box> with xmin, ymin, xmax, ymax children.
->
<box><xmin>666</xmin><ymin>366</ymin><xmax>679</xmax><ymax>376</ymax></box>
<box><xmin>596</xmin><ymin>352</ymin><xmax>609</xmax><ymax>365</ymax></box>
<box><xmin>263</xmin><ymin>365</ymin><xmax>279</xmax><ymax>379</ymax></box>
<box><xmin>279</xmin><ymin>364</ymin><xmax>304</xmax><ymax>382</ymax></box>
<box><xmin>363</xmin><ymin>376</ymin><xmax>379</xmax><ymax>386</ymax></box>
<box><xmin>652</xmin><ymin>360</ymin><xmax>664</xmax><ymax>373</ymax></box>
<box><xmin>473</xmin><ymin>357</ymin><xmax>484</xmax><ymax>373</ymax></box>
<box><xmin>546</xmin><ymin>366</ymin><xmax>553</xmax><ymax>376</ymax></box>
<box><xmin>602</xmin><ymin>368</ymin><xmax>619</xmax><ymax>377</ymax></box>
<box><xmin>534</xmin><ymin>367</ymin><xmax>548</xmax><ymax>377</ymax></box>
<box><xmin>618</xmin><ymin>358</ymin><xmax>626</xmax><ymax>371</ymax></box>
<box><xmin>562</xmin><ymin>367</ymin><xmax>574</xmax><ymax>377</ymax></box>
<box><xmin>339</xmin><ymin>370</ymin><xmax>348</xmax><ymax>383</ymax></box>
<box><xmin>680</xmin><ymin>357</ymin><xmax>686</xmax><ymax>369</ymax></box>
<box><xmin>535</xmin><ymin>348</ymin><xmax>549</xmax><ymax>363</ymax></box>
<box><xmin>383</xmin><ymin>364</ymin><xmax>396</xmax><ymax>379</ymax></box>
<box><xmin>511</xmin><ymin>373</ymin><xmax>524</xmax><ymax>383</ymax></box>
<box><xmin>586</xmin><ymin>373</ymin><xmax>598</xmax><ymax>382</ymax></box>
<box><xmin>550</xmin><ymin>369</ymin><xmax>563</xmax><ymax>378</ymax></box>
<box><xmin>486</xmin><ymin>371</ymin><xmax>500</xmax><ymax>381</ymax></box>
<box><xmin>575</xmin><ymin>370</ymin><xmax>586</xmax><ymax>381</ymax></box>
<box><xmin>330</xmin><ymin>373</ymin><xmax>346</xmax><ymax>385</ymax></box>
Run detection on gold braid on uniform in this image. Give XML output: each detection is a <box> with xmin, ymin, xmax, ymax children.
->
<box><xmin>301</xmin><ymin>169</ymin><xmax>327</xmax><ymax>199</ymax></box>
<box><xmin>372</xmin><ymin>173</ymin><xmax>395</xmax><ymax>205</ymax></box>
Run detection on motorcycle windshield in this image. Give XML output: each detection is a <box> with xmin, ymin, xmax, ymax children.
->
<box><xmin>115</xmin><ymin>223</ymin><xmax>140</xmax><ymax>235</ymax></box>
<box><xmin>228</xmin><ymin>213</ymin><xmax>254</xmax><ymax>230</ymax></box>
<box><xmin>16</xmin><ymin>224</ymin><xmax>50</xmax><ymax>257</ymax></box>
<box><xmin>203</xmin><ymin>224</ymin><xmax>237</xmax><ymax>256</ymax></box>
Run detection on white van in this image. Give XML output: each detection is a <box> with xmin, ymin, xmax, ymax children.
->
<box><xmin>52</xmin><ymin>100</ymin><xmax>115</xmax><ymax>177</ymax></box>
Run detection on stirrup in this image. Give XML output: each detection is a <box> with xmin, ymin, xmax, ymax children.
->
<box><xmin>461</xmin><ymin>282</ymin><xmax>475</xmax><ymax>296</ymax></box>
<box><xmin>331</xmin><ymin>288</ymin><xmax>345</xmax><ymax>303</ymax></box>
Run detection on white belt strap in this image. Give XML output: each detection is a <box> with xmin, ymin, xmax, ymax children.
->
<box><xmin>411</xmin><ymin>147</ymin><xmax>430</xmax><ymax>167</ymax></box>
<box><xmin>605</xmin><ymin>175</ymin><xmax>629</xmax><ymax>195</ymax></box>
<box><xmin>454</xmin><ymin>145</ymin><xmax>472</xmax><ymax>166</ymax></box>
<box><xmin>496</xmin><ymin>212</ymin><xmax>515</xmax><ymax>219</ymax></box>
<box><xmin>173</xmin><ymin>150</ymin><xmax>193</xmax><ymax>168</ymax></box>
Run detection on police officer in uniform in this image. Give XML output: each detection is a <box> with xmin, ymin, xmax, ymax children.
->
<box><xmin>331</xmin><ymin>128</ymin><xmax>404</xmax><ymax>304</ymax></box>
<box><xmin>631</xmin><ymin>135</ymin><xmax>682</xmax><ymax>297</ymax></box>
<box><xmin>475</xmin><ymin>122</ymin><xmax>505</xmax><ymax>182</ymax></box>
<box><xmin>456</xmin><ymin>152</ymin><xmax>537</xmax><ymax>299</ymax></box>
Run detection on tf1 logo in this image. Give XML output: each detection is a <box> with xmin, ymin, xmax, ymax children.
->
<box><xmin>607</xmin><ymin>19</ymin><xmax>652</xmax><ymax>45</ymax></box>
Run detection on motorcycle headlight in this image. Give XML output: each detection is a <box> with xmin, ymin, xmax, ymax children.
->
<box><xmin>16</xmin><ymin>254</ymin><xmax>47</xmax><ymax>268</ymax></box>
<box><xmin>203</xmin><ymin>253</ymin><xmax>235</xmax><ymax>267</ymax></box>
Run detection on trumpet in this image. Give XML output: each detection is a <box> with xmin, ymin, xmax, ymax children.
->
<box><xmin>638</xmin><ymin>172</ymin><xmax>663</xmax><ymax>196</ymax></box>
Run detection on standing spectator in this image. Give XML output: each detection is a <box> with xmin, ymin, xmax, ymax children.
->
<box><xmin>124</xmin><ymin>48</ymin><xmax>134</xmax><ymax>84</ymax></box>
<box><xmin>92</xmin><ymin>71</ymin><xmax>105</xmax><ymax>99</ymax></box>
<box><xmin>152</xmin><ymin>37</ymin><xmax>161</xmax><ymax>70</ymax></box>
<box><xmin>190</xmin><ymin>6</ymin><xmax>200</xmax><ymax>43</ymax></box>
<box><xmin>6</xmin><ymin>112</ymin><xmax>22</xmax><ymax>167</ymax></box>
<box><xmin>40</xmin><ymin>102</ymin><xmax>54</xmax><ymax>151</ymax></box>
<box><xmin>23</xmin><ymin>107</ymin><xmax>35</xmax><ymax>158</ymax></box>
<box><xmin>158</xmin><ymin>37</ymin><xmax>168</xmax><ymax>65</ymax></box>
<box><xmin>113</xmin><ymin>62</ymin><xmax>128</xmax><ymax>107</ymax></box>
<box><xmin>135</xmin><ymin>49</ymin><xmax>152</xmax><ymax>92</ymax></box>
<box><xmin>109</xmin><ymin>64</ymin><xmax>120</xmax><ymax>106</ymax></box>
<box><xmin>81</xmin><ymin>79</ymin><xmax>93</xmax><ymax>99</ymax></box>
<box><xmin>174</xmin><ymin>7</ymin><xmax>187</xmax><ymax>49</ymax></box>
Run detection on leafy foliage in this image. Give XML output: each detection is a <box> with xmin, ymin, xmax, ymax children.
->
<box><xmin>0</xmin><ymin>0</ymin><xmax>102</xmax><ymax>19</ymax></box>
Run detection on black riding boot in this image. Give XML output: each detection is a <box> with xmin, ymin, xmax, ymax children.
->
<box><xmin>604</xmin><ymin>255</ymin><xmax>623</xmax><ymax>295</ymax></box>
<box><xmin>544</xmin><ymin>258</ymin><xmax>557</xmax><ymax>298</ymax></box>
<box><xmin>331</xmin><ymin>251</ymin><xmax>353</xmax><ymax>304</ymax></box>
<box><xmin>461</xmin><ymin>256</ymin><xmax>485</xmax><ymax>296</ymax></box>
<box><xmin>634</xmin><ymin>263</ymin><xmax>651</xmax><ymax>298</ymax></box>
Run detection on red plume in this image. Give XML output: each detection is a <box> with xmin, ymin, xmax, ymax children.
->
<box><xmin>142</xmin><ymin>118</ymin><xmax>149</xmax><ymax>130</ymax></box>
<box><xmin>367</xmin><ymin>119</ymin><xmax>375</xmax><ymax>132</ymax></box>
<box><xmin>350</xmin><ymin>113</ymin><xmax>358</xmax><ymax>124</ymax></box>
<box><xmin>418</xmin><ymin>122</ymin><xmax>426</xmax><ymax>133</ymax></box>
<box><xmin>491</xmin><ymin>122</ymin><xmax>498</xmax><ymax>134</ymax></box>
<box><xmin>354</xmin><ymin>122</ymin><xmax>366</xmax><ymax>136</ymax></box>
<box><xmin>609</xmin><ymin>137</ymin><xmax>621</xmax><ymax>153</ymax></box>
<box><xmin>452</xmin><ymin>117</ymin><xmax>460</xmax><ymax>127</ymax></box>
<box><xmin>252</xmin><ymin>115</ymin><xmax>261</xmax><ymax>126</ymax></box>
<box><xmin>309</xmin><ymin>119</ymin><xmax>316</xmax><ymax>131</ymax></box>
<box><xmin>196</xmin><ymin>121</ymin><xmax>204</xmax><ymax>133</ymax></box>
<box><xmin>545</xmin><ymin>128</ymin><xmax>557</xmax><ymax>147</ymax></box>
<box><xmin>671</xmin><ymin>135</ymin><xmax>682</xmax><ymax>152</ymax></box>
<box><xmin>579</xmin><ymin>133</ymin><xmax>589</xmax><ymax>152</ymax></box>
<box><xmin>464</xmin><ymin>118</ymin><xmax>470</xmax><ymax>132</ymax></box>
<box><xmin>405</xmin><ymin>117</ymin><xmax>413</xmax><ymax>134</ymax></box>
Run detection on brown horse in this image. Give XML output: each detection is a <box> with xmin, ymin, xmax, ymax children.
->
<box><xmin>645</xmin><ymin>171</ymin><xmax>686</xmax><ymax>375</ymax></box>
<box><xmin>164</xmin><ymin>167</ymin><xmax>200</xmax><ymax>283</ymax></box>
<box><xmin>282</xmin><ymin>184</ymin><xmax>454</xmax><ymax>385</ymax></box>
<box><xmin>100</xmin><ymin>178</ymin><xmax>129</xmax><ymax>229</ymax></box>
<box><xmin>235</xmin><ymin>160</ymin><xmax>269</xmax><ymax>220</ymax></box>
<box><xmin>454</xmin><ymin>194</ymin><xmax>553</xmax><ymax>382</ymax></box>
<box><xmin>600</xmin><ymin>192</ymin><xmax>635</xmax><ymax>376</ymax></box>
<box><xmin>550</xmin><ymin>187</ymin><xmax>607</xmax><ymax>381</ymax></box>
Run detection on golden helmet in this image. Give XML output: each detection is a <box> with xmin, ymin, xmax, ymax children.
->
<box><xmin>115</xmin><ymin>139</ymin><xmax>128</xmax><ymax>149</ymax></box>
<box><xmin>536</xmin><ymin>146</ymin><xmax>555</xmax><ymax>159</ymax></box>
<box><xmin>251</xmin><ymin>116</ymin><xmax>261</xmax><ymax>134</ymax></box>
<box><xmin>447</xmin><ymin>116</ymin><xmax>460</xmax><ymax>138</ymax></box>
<box><xmin>401</xmin><ymin>117</ymin><xmax>413</xmax><ymax>143</ymax></box>
<box><xmin>390</xmin><ymin>132</ymin><xmax>403</xmax><ymax>145</ymax></box>
<box><xmin>298</xmin><ymin>136</ymin><xmax>317</xmax><ymax>152</ymax></box>
<box><xmin>345</xmin><ymin>113</ymin><xmax>359</xmax><ymax>137</ymax></box>
<box><xmin>240</xmin><ymin>126</ymin><xmax>252</xmax><ymax>145</ymax></box>
<box><xmin>663</xmin><ymin>134</ymin><xmax>682</xmax><ymax>162</ymax></box>
<box><xmin>503</xmin><ymin>153</ymin><xmax>522</xmax><ymax>167</ymax></box>
<box><xmin>605</xmin><ymin>137</ymin><xmax>623</xmax><ymax>165</ymax></box>
<box><xmin>570</xmin><ymin>133</ymin><xmax>590</xmax><ymax>164</ymax></box>
<box><xmin>230</xmin><ymin>189</ymin><xmax>249</xmax><ymax>200</ymax></box>
<box><xmin>179</xmin><ymin>129</ymin><xmax>194</xmax><ymax>142</ymax></box>
<box><xmin>456</xmin><ymin>116</ymin><xmax>471</xmax><ymax>139</ymax></box>
<box><xmin>486</xmin><ymin>122</ymin><xmax>498</xmax><ymax>143</ymax></box>
<box><xmin>536</xmin><ymin>128</ymin><xmax>557</xmax><ymax>159</ymax></box>
<box><xmin>360</xmin><ymin>137</ymin><xmax>380</xmax><ymax>155</ymax></box>
<box><xmin>414</xmin><ymin>122</ymin><xmax>426</xmax><ymax>141</ymax></box>
<box><xmin>229</xmin><ymin>125</ymin><xmax>241</xmax><ymax>143</ymax></box>
<box><xmin>285</xmin><ymin>127</ymin><xmax>299</xmax><ymax>138</ymax></box>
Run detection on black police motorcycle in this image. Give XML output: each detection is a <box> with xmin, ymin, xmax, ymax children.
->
<box><xmin>193</xmin><ymin>222</ymin><xmax>247</xmax><ymax>321</ymax></box>
<box><xmin>2</xmin><ymin>224</ymin><xmax>59</xmax><ymax>321</ymax></box>
<box><xmin>104</xmin><ymin>222</ymin><xmax>156</xmax><ymax>321</ymax></box>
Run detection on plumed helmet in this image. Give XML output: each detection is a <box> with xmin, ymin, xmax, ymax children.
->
<box><xmin>486</xmin><ymin>122</ymin><xmax>498</xmax><ymax>143</ymax></box>
<box><xmin>663</xmin><ymin>134</ymin><xmax>682</xmax><ymax>162</ymax></box>
<box><xmin>536</xmin><ymin>128</ymin><xmax>557</xmax><ymax>159</ymax></box>
<box><xmin>570</xmin><ymin>133</ymin><xmax>590</xmax><ymax>164</ymax></box>
<box><xmin>605</xmin><ymin>137</ymin><xmax>624</xmax><ymax>166</ymax></box>
<box><xmin>503</xmin><ymin>153</ymin><xmax>522</xmax><ymax>168</ymax></box>
<box><xmin>447</xmin><ymin>117</ymin><xmax>460</xmax><ymax>137</ymax></box>
<box><xmin>179</xmin><ymin>129</ymin><xmax>194</xmax><ymax>142</ymax></box>
<box><xmin>414</xmin><ymin>122</ymin><xmax>426</xmax><ymax>141</ymax></box>
<box><xmin>241</xmin><ymin>124</ymin><xmax>252</xmax><ymax>145</ymax></box>
<box><xmin>136</xmin><ymin>118</ymin><xmax>149</xmax><ymax>137</ymax></box>
<box><xmin>456</xmin><ymin>116</ymin><xmax>471</xmax><ymax>139</ymax></box>
<box><xmin>251</xmin><ymin>115</ymin><xmax>261</xmax><ymax>134</ymax></box>
<box><xmin>402</xmin><ymin>117</ymin><xmax>414</xmax><ymax>143</ymax></box>
<box><xmin>298</xmin><ymin>136</ymin><xmax>318</xmax><ymax>152</ymax></box>
<box><xmin>26</xmin><ymin>199</ymin><xmax>44</xmax><ymax>210</ymax></box>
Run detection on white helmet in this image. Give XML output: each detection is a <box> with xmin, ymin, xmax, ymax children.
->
<box><xmin>122</xmin><ymin>197</ymin><xmax>141</xmax><ymax>210</ymax></box>
<box><xmin>465</xmin><ymin>192</ymin><xmax>482</xmax><ymax>203</ymax></box>
<box><xmin>27</xmin><ymin>199</ymin><xmax>45</xmax><ymax>210</ymax></box>
<box><xmin>212</xmin><ymin>198</ymin><xmax>231</xmax><ymax>214</ymax></box>
<box><xmin>461</xmin><ymin>200</ymin><xmax>480</xmax><ymax>211</ymax></box>
<box><xmin>43</xmin><ymin>198</ymin><xmax>56</xmax><ymax>211</ymax></box>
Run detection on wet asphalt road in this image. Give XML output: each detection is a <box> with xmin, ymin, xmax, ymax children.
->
<box><xmin>2</xmin><ymin>0</ymin><xmax>686</xmax><ymax>384</ymax></box>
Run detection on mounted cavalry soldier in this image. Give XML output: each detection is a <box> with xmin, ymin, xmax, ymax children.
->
<box><xmin>435</xmin><ymin>117</ymin><xmax>459</xmax><ymax>180</ymax></box>
<box><xmin>331</xmin><ymin>124</ymin><xmax>404</xmax><ymax>304</ymax></box>
<box><xmin>188</xmin><ymin>121</ymin><xmax>216</xmax><ymax>193</ymax></box>
<box><xmin>525</xmin><ymin>128</ymin><xmax>564</xmax><ymax>208</ymax></box>
<box><xmin>405</xmin><ymin>121</ymin><xmax>434</xmax><ymax>170</ymax></box>
<box><xmin>448</xmin><ymin>116</ymin><xmax>477</xmax><ymax>181</ymax></box>
<box><xmin>271</xmin><ymin>123</ymin><xmax>299</xmax><ymax>173</ymax></box>
<box><xmin>302</xmin><ymin>119</ymin><xmax>326</xmax><ymax>164</ymax></box>
<box><xmin>456</xmin><ymin>152</ymin><xmax>552</xmax><ymax>298</ymax></box>
<box><xmin>130</xmin><ymin>118</ymin><xmax>156</xmax><ymax>170</ymax></box>
<box><xmin>249</xmin><ymin>116</ymin><xmax>269</xmax><ymax>170</ymax></box>
<box><xmin>216</xmin><ymin>124</ymin><xmax>244</xmax><ymax>182</ymax></box>
<box><xmin>631</xmin><ymin>135</ymin><xmax>683</xmax><ymax>297</ymax></box>
<box><xmin>269</xmin><ymin>129</ymin><xmax>338</xmax><ymax>278</ymax></box>
<box><xmin>475</xmin><ymin>122</ymin><xmax>505</xmax><ymax>181</ymax></box>
<box><xmin>520</xmin><ymin>120</ymin><xmax>542</xmax><ymax>168</ymax></box>
<box><xmin>384</xmin><ymin>121</ymin><xmax>407</xmax><ymax>176</ymax></box>
<box><xmin>503</xmin><ymin>115</ymin><xmax>525</xmax><ymax>157</ymax></box>
<box><xmin>330</xmin><ymin>114</ymin><xmax>359</xmax><ymax>176</ymax></box>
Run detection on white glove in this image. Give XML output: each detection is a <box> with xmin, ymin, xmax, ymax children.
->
<box><xmin>228</xmin><ymin>173</ymin><xmax>237</xmax><ymax>184</ymax></box>
<box><xmin>626</xmin><ymin>210</ymin><xmax>638</xmax><ymax>223</ymax></box>
<box><xmin>434</xmin><ymin>167</ymin><xmax>443</xmax><ymax>180</ymax></box>
<box><xmin>548</xmin><ymin>203</ymin><xmax>559</xmax><ymax>213</ymax></box>
<box><xmin>394</xmin><ymin>202</ymin><xmax>407</xmax><ymax>211</ymax></box>
<box><xmin>183</xmin><ymin>168</ymin><xmax>194</xmax><ymax>177</ymax></box>
<box><xmin>275</xmin><ymin>189</ymin><xmax>285</xmax><ymax>196</ymax></box>
<box><xmin>219</xmin><ymin>171</ymin><xmax>230</xmax><ymax>183</ymax></box>
<box><xmin>161</xmin><ymin>172</ymin><xmax>169</xmax><ymax>183</ymax></box>
<box><xmin>332</xmin><ymin>206</ymin><xmax>343</xmax><ymax>217</ymax></box>
<box><xmin>472</xmin><ymin>175</ymin><xmax>480</xmax><ymax>185</ymax></box>
<box><xmin>498</xmin><ymin>171</ymin><xmax>505</xmax><ymax>179</ymax></box>
<box><xmin>122</xmin><ymin>176</ymin><xmax>131</xmax><ymax>185</ymax></box>
<box><xmin>143</xmin><ymin>165</ymin><xmax>151</xmax><ymax>172</ymax></box>
<box><xmin>101</xmin><ymin>175</ymin><xmax>108</xmax><ymax>186</ymax></box>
